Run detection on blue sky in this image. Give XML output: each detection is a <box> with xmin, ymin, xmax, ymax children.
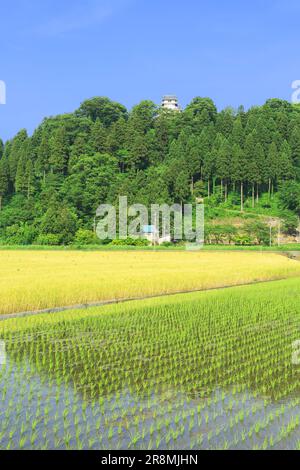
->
<box><xmin>1</xmin><ymin>0</ymin><xmax>300</xmax><ymax>141</ymax></box>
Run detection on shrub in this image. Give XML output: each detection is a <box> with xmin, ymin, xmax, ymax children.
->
<box><xmin>74</xmin><ymin>229</ymin><xmax>99</xmax><ymax>245</ymax></box>
<box><xmin>281</xmin><ymin>212</ymin><xmax>298</xmax><ymax>235</ymax></box>
<box><xmin>205</xmin><ymin>191</ymin><xmax>223</xmax><ymax>206</ymax></box>
<box><xmin>160</xmin><ymin>241</ymin><xmax>173</xmax><ymax>247</ymax></box>
<box><xmin>229</xmin><ymin>192</ymin><xmax>241</xmax><ymax>206</ymax></box>
<box><xmin>194</xmin><ymin>180</ymin><xmax>207</xmax><ymax>198</ymax></box>
<box><xmin>110</xmin><ymin>238</ymin><xmax>149</xmax><ymax>246</ymax></box>
<box><xmin>278</xmin><ymin>181</ymin><xmax>300</xmax><ymax>213</ymax></box>
<box><xmin>205</xmin><ymin>224</ymin><xmax>237</xmax><ymax>245</ymax></box>
<box><xmin>134</xmin><ymin>238</ymin><xmax>150</xmax><ymax>246</ymax></box>
<box><xmin>4</xmin><ymin>223</ymin><xmax>37</xmax><ymax>245</ymax></box>
<box><xmin>40</xmin><ymin>202</ymin><xmax>77</xmax><ymax>245</ymax></box>
<box><xmin>244</xmin><ymin>221</ymin><xmax>270</xmax><ymax>245</ymax></box>
<box><xmin>233</xmin><ymin>234</ymin><xmax>253</xmax><ymax>246</ymax></box>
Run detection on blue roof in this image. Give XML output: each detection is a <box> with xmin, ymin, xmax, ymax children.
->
<box><xmin>143</xmin><ymin>225</ymin><xmax>156</xmax><ymax>234</ymax></box>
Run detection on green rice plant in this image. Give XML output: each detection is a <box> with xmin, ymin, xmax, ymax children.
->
<box><xmin>2</xmin><ymin>276</ymin><xmax>300</xmax><ymax>450</ymax></box>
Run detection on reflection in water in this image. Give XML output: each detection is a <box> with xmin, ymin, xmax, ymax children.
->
<box><xmin>1</xmin><ymin>356</ymin><xmax>300</xmax><ymax>450</ymax></box>
<box><xmin>1</xmin><ymin>282</ymin><xmax>300</xmax><ymax>450</ymax></box>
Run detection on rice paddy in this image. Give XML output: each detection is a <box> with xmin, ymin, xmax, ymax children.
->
<box><xmin>1</xmin><ymin>250</ymin><xmax>300</xmax><ymax>315</ymax></box>
<box><xmin>1</xmin><ymin>276</ymin><xmax>300</xmax><ymax>450</ymax></box>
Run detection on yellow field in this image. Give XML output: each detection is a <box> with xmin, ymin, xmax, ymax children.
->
<box><xmin>0</xmin><ymin>250</ymin><xmax>300</xmax><ymax>315</ymax></box>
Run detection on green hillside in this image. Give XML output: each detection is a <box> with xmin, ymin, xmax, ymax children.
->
<box><xmin>1</xmin><ymin>97</ymin><xmax>300</xmax><ymax>246</ymax></box>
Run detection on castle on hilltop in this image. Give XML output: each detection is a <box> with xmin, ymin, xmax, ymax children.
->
<box><xmin>161</xmin><ymin>95</ymin><xmax>181</xmax><ymax>112</ymax></box>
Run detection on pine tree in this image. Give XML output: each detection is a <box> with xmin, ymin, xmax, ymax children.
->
<box><xmin>244</xmin><ymin>132</ymin><xmax>259</xmax><ymax>207</ymax></box>
<box><xmin>174</xmin><ymin>171</ymin><xmax>190</xmax><ymax>204</ymax></box>
<box><xmin>15</xmin><ymin>154</ymin><xmax>26</xmax><ymax>194</ymax></box>
<box><xmin>203</xmin><ymin>151</ymin><xmax>215</xmax><ymax>198</ymax></box>
<box><xmin>186</xmin><ymin>135</ymin><xmax>201</xmax><ymax>193</ymax></box>
<box><xmin>49</xmin><ymin>126</ymin><xmax>69</xmax><ymax>174</ymax></box>
<box><xmin>36</xmin><ymin>133</ymin><xmax>50</xmax><ymax>182</ymax></box>
<box><xmin>254</xmin><ymin>143</ymin><xmax>264</xmax><ymax>203</ymax></box>
<box><xmin>217</xmin><ymin>137</ymin><xmax>231</xmax><ymax>200</ymax></box>
<box><xmin>277</xmin><ymin>112</ymin><xmax>289</xmax><ymax>140</ymax></box>
<box><xmin>232</xmin><ymin>116</ymin><xmax>244</xmax><ymax>147</ymax></box>
<box><xmin>278</xmin><ymin>141</ymin><xmax>294</xmax><ymax>182</ymax></box>
<box><xmin>90</xmin><ymin>119</ymin><xmax>108</xmax><ymax>154</ymax></box>
<box><xmin>107</xmin><ymin>117</ymin><xmax>127</xmax><ymax>154</ymax></box>
<box><xmin>69</xmin><ymin>133</ymin><xmax>90</xmax><ymax>172</ymax></box>
<box><xmin>216</xmin><ymin>108</ymin><xmax>234</xmax><ymax>137</ymax></box>
<box><xmin>128</xmin><ymin>101</ymin><xmax>156</xmax><ymax>135</ymax></box>
<box><xmin>0</xmin><ymin>157</ymin><xmax>8</xmax><ymax>210</ymax></box>
<box><xmin>289</xmin><ymin>127</ymin><xmax>300</xmax><ymax>166</ymax></box>
<box><xmin>231</xmin><ymin>144</ymin><xmax>246</xmax><ymax>211</ymax></box>
<box><xmin>266</xmin><ymin>142</ymin><xmax>278</xmax><ymax>198</ymax></box>
<box><xmin>8</xmin><ymin>129</ymin><xmax>28</xmax><ymax>182</ymax></box>
<box><xmin>25</xmin><ymin>159</ymin><xmax>35</xmax><ymax>199</ymax></box>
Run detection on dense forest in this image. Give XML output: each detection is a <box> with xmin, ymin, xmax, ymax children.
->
<box><xmin>0</xmin><ymin>96</ymin><xmax>300</xmax><ymax>246</ymax></box>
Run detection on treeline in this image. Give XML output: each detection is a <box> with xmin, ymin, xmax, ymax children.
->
<box><xmin>0</xmin><ymin>96</ymin><xmax>300</xmax><ymax>245</ymax></box>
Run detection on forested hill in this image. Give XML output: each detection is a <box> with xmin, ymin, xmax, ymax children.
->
<box><xmin>0</xmin><ymin>96</ymin><xmax>300</xmax><ymax>246</ymax></box>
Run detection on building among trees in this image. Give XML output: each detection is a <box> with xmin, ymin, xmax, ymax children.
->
<box><xmin>161</xmin><ymin>95</ymin><xmax>181</xmax><ymax>111</ymax></box>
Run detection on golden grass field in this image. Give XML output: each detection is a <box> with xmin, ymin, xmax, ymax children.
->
<box><xmin>0</xmin><ymin>250</ymin><xmax>300</xmax><ymax>315</ymax></box>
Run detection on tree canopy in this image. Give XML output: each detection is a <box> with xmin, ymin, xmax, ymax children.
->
<box><xmin>0</xmin><ymin>96</ymin><xmax>300</xmax><ymax>244</ymax></box>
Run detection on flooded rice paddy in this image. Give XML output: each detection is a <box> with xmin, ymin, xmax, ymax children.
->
<box><xmin>1</xmin><ymin>277</ymin><xmax>300</xmax><ymax>450</ymax></box>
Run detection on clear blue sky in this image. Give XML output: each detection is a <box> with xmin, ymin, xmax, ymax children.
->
<box><xmin>1</xmin><ymin>0</ymin><xmax>300</xmax><ymax>141</ymax></box>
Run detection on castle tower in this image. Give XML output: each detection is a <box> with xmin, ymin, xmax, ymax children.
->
<box><xmin>161</xmin><ymin>95</ymin><xmax>180</xmax><ymax>111</ymax></box>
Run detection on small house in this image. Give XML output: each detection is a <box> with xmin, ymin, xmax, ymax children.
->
<box><xmin>142</xmin><ymin>225</ymin><xmax>171</xmax><ymax>245</ymax></box>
